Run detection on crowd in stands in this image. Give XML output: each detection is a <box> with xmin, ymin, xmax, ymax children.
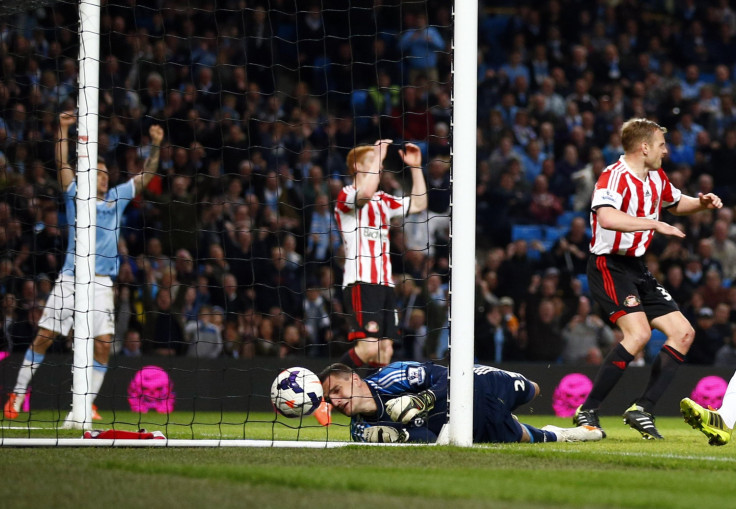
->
<box><xmin>2</xmin><ymin>1</ymin><xmax>736</xmax><ymax>367</ymax></box>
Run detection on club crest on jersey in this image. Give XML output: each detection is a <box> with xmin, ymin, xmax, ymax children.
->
<box><xmin>623</xmin><ymin>295</ymin><xmax>640</xmax><ymax>307</ymax></box>
<box><xmin>407</xmin><ymin>366</ymin><xmax>425</xmax><ymax>386</ymax></box>
<box><xmin>366</xmin><ymin>321</ymin><xmax>379</xmax><ymax>333</ymax></box>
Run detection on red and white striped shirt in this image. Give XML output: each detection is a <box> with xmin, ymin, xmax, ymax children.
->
<box><xmin>590</xmin><ymin>156</ymin><xmax>681</xmax><ymax>257</ymax></box>
<box><xmin>335</xmin><ymin>185</ymin><xmax>411</xmax><ymax>287</ymax></box>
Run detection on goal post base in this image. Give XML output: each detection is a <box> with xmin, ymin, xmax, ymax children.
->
<box><xmin>0</xmin><ymin>438</ymin><xmax>440</xmax><ymax>448</ymax></box>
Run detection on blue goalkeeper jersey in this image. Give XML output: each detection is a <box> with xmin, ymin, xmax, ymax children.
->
<box><xmin>351</xmin><ymin>361</ymin><xmax>449</xmax><ymax>443</ymax></box>
<box><xmin>60</xmin><ymin>179</ymin><xmax>136</xmax><ymax>277</ymax></box>
<box><xmin>351</xmin><ymin>362</ymin><xmax>537</xmax><ymax>443</ymax></box>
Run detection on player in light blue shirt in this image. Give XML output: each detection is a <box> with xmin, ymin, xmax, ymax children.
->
<box><xmin>59</xmin><ymin>177</ymin><xmax>136</xmax><ymax>277</ymax></box>
<box><xmin>4</xmin><ymin>111</ymin><xmax>164</xmax><ymax>421</ymax></box>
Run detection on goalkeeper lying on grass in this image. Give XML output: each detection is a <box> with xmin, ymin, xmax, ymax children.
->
<box><xmin>319</xmin><ymin>362</ymin><xmax>604</xmax><ymax>444</ymax></box>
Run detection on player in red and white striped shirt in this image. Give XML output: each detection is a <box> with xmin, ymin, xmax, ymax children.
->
<box><xmin>573</xmin><ymin>118</ymin><xmax>723</xmax><ymax>440</ymax></box>
<box><xmin>335</xmin><ymin>139</ymin><xmax>427</xmax><ymax>369</ymax></box>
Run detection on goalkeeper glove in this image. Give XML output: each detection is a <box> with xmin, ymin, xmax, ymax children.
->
<box><xmin>386</xmin><ymin>390</ymin><xmax>436</xmax><ymax>424</ymax></box>
<box><xmin>363</xmin><ymin>425</ymin><xmax>409</xmax><ymax>443</ymax></box>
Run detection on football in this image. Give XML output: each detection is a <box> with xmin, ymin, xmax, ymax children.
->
<box><xmin>271</xmin><ymin>367</ymin><xmax>324</xmax><ymax>417</ymax></box>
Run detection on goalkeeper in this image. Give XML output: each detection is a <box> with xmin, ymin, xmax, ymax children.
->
<box><xmin>319</xmin><ymin>362</ymin><xmax>604</xmax><ymax>444</ymax></box>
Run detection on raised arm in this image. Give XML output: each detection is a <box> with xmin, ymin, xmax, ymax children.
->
<box><xmin>132</xmin><ymin>124</ymin><xmax>164</xmax><ymax>195</ymax></box>
<box><xmin>400</xmin><ymin>143</ymin><xmax>427</xmax><ymax>214</ymax></box>
<box><xmin>355</xmin><ymin>139</ymin><xmax>391</xmax><ymax>208</ymax></box>
<box><xmin>55</xmin><ymin>111</ymin><xmax>76</xmax><ymax>189</ymax></box>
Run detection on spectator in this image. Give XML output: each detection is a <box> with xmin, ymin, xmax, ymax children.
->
<box><xmin>696</xmin><ymin>269</ymin><xmax>730</xmax><ymax>313</ymax></box>
<box><xmin>520</xmin><ymin>139</ymin><xmax>546</xmax><ymax>183</ymax></box>
<box><xmin>120</xmin><ymin>328</ymin><xmax>142</xmax><ymax>357</ymax></box>
<box><xmin>156</xmin><ymin>175</ymin><xmax>198</xmax><ymax>256</ymax></box>
<box><xmin>601</xmin><ymin>131</ymin><xmax>624</xmax><ymax>164</ymax></box>
<box><xmin>424</xmin><ymin>157</ymin><xmax>451</xmax><ymax>250</ymax></box>
<box><xmin>522</xmin><ymin>297</ymin><xmax>564</xmax><ymax>363</ymax></box>
<box><xmin>551</xmin><ymin>144</ymin><xmax>580</xmax><ymax>201</ymax></box>
<box><xmin>688</xmin><ymin>307</ymin><xmax>722</xmax><ymax>365</ymax></box>
<box><xmin>397</xmin><ymin>12</ymin><xmax>446</xmax><ymax>86</ymax></box>
<box><xmin>712</xmin><ymin>129</ymin><xmax>736</xmax><ymax>202</ymax></box>
<box><xmin>662</xmin><ymin>263</ymin><xmax>695</xmax><ymax>307</ymax></box>
<box><xmin>713</xmin><ymin>302</ymin><xmax>733</xmax><ymax>340</ymax></box>
<box><xmin>391</xmin><ymin>86</ymin><xmax>435</xmax><ymax>142</ymax></box>
<box><xmin>684</xmin><ymin>255</ymin><xmax>705</xmax><ymax>288</ymax></box>
<box><xmin>401</xmin><ymin>308</ymin><xmax>428</xmax><ymax>361</ymax></box>
<box><xmin>565</xmin><ymin>45</ymin><xmax>590</xmax><ymax>84</ymax></box>
<box><xmin>529</xmin><ymin>43</ymin><xmax>550</xmax><ymax>88</ymax></box>
<box><xmin>254</xmin><ymin>246</ymin><xmax>301</xmax><ymax>319</ymax></box>
<box><xmin>306</xmin><ymin>193</ymin><xmax>340</xmax><ymax>267</ymax></box>
<box><xmin>696</xmin><ymin>237</ymin><xmax>723</xmax><ymax>277</ymax></box>
<box><xmin>709</xmin><ymin>219</ymin><xmax>736</xmax><ymax>280</ymax></box>
<box><xmin>303</xmin><ymin>284</ymin><xmax>331</xmax><ymax>357</ymax></box>
<box><xmin>537</xmin><ymin>121</ymin><xmax>559</xmax><ymax>159</ymax></box>
<box><xmin>679</xmin><ymin>64</ymin><xmax>705</xmax><ymax>101</ymax></box>
<box><xmin>715</xmin><ymin>326</ymin><xmax>736</xmax><ymax>367</ymax></box>
<box><xmin>529</xmin><ymin>174</ymin><xmax>564</xmax><ymax>226</ymax></box>
<box><xmin>145</xmin><ymin>288</ymin><xmax>185</xmax><ymax>356</ymax></box>
<box><xmin>561</xmin><ymin>296</ymin><xmax>615</xmax><ymax>365</ymax></box>
<box><xmin>677</xmin><ymin>113</ymin><xmax>705</xmax><ymax>150</ymax></box>
<box><xmin>667</xmin><ymin>129</ymin><xmax>695</xmax><ymax>167</ymax></box>
<box><xmin>184</xmin><ymin>305</ymin><xmax>224</xmax><ymax>359</ymax></box>
<box><xmin>279</xmin><ymin>323</ymin><xmax>302</xmax><ymax>359</ymax></box>
<box><xmin>475</xmin><ymin>304</ymin><xmax>513</xmax><ymax>363</ymax></box>
<box><xmin>551</xmin><ymin>216</ymin><xmax>591</xmax><ymax>276</ymax></box>
<box><xmin>570</xmin><ymin>147</ymin><xmax>605</xmax><ymax>212</ymax></box>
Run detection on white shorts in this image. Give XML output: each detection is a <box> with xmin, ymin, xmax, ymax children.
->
<box><xmin>38</xmin><ymin>274</ymin><xmax>115</xmax><ymax>337</ymax></box>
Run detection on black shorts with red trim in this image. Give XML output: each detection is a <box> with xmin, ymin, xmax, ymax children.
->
<box><xmin>587</xmin><ymin>254</ymin><xmax>679</xmax><ymax>324</ymax></box>
<box><xmin>343</xmin><ymin>283</ymin><xmax>399</xmax><ymax>341</ymax></box>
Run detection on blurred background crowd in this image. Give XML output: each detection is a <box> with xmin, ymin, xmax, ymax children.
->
<box><xmin>2</xmin><ymin>0</ymin><xmax>736</xmax><ymax>368</ymax></box>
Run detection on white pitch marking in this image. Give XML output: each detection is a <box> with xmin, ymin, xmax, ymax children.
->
<box><xmin>476</xmin><ymin>445</ymin><xmax>736</xmax><ymax>463</ymax></box>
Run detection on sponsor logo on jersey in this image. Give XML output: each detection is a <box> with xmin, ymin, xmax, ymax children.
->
<box><xmin>361</xmin><ymin>228</ymin><xmax>388</xmax><ymax>241</ymax></box>
<box><xmin>366</xmin><ymin>321</ymin><xmax>379</xmax><ymax>333</ymax></box>
<box><xmin>407</xmin><ymin>366</ymin><xmax>425</xmax><ymax>386</ymax></box>
<box><xmin>623</xmin><ymin>295</ymin><xmax>640</xmax><ymax>307</ymax></box>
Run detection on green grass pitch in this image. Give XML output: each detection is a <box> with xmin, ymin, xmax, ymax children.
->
<box><xmin>1</xmin><ymin>412</ymin><xmax>735</xmax><ymax>509</ymax></box>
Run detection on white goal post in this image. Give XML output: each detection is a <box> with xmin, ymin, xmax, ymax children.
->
<box><xmin>447</xmin><ymin>0</ymin><xmax>478</xmax><ymax>447</ymax></box>
<box><xmin>4</xmin><ymin>0</ymin><xmax>478</xmax><ymax>446</ymax></box>
<box><xmin>69</xmin><ymin>0</ymin><xmax>102</xmax><ymax>430</ymax></box>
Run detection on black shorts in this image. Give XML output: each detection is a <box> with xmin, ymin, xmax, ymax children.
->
<box><xmin>587</xmin><ymin>254</ymin><xmax>679</xmax><ymax>324</ymax></box>
<box><xmin>343</xmin><ymin>283</ymin><xmax>399</xmax><ymax>341</ymax></box>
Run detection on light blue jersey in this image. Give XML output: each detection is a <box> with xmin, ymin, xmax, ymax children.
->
<box><xmin>60</xmin><ymin>179</ymin><xmax>136</xmax><ymax>277</ymax></box>
<box><xmin>59</xmin><ymin>184</ymin><xmax>77</xmax><ymax>276</ymax></box>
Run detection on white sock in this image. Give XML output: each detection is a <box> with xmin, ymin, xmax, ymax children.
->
<box><xmin>718</xmin><ymin>371</ymin><xmax>736</xmax><ymax>429</ymax></box>
<box><xmin>13</xmin><ymin>349</ymin><xmax>45</xmax><ymax>398</ymax></box>
<box><xmin>90</xmin><ymin>363</ymin><xmax>107</xmax><ymax>404</ymax></box>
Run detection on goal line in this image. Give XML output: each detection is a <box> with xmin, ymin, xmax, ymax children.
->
<box><xmin>0</xmin><ymin>438</ymin><xmax>437</xmax><ymax>448</ymax></box>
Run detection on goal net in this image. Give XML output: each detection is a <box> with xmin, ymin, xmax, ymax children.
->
<box><xmin>0</xmin><ymin>0</ymin><xmax>458</xmax><ymax>444</ymax></box>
